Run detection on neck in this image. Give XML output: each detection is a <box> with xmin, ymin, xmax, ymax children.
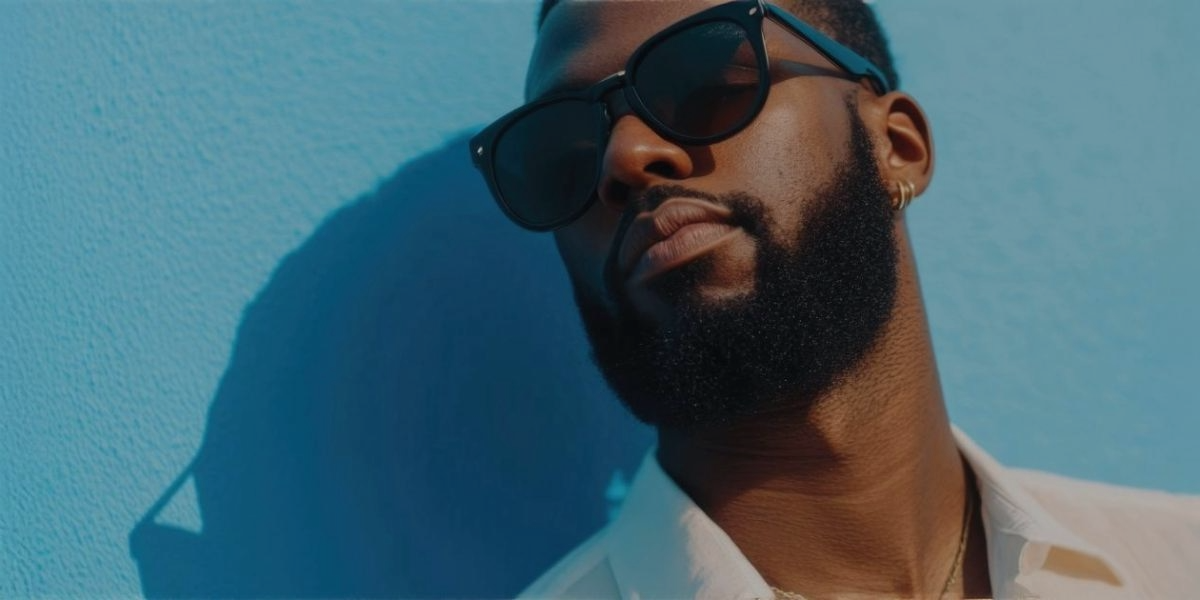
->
<box><xmin>655</xmin><ymin>228</ymin><xmax>989</xmax><ymax>599</ymax></box>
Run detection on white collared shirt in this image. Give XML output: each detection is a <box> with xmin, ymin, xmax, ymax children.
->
<box><xmin>520</xmin><ymin>427</ymin><xmax>1200</xmax><ymax>599</ymax></box>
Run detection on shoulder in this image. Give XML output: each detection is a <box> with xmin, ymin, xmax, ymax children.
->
<box><xmin>1010</xmin><ymin>467</ymin><xmax>1200</xmax><ymax>522</ymax></box>
<box><xmin>518</xmin><ymin>526</ymin><xmax>622</xmax><ymax>599</ymax></box>
<box><xmin>1009</xmin><ymin>467</ymin><xmax>1200</xmax><ymax>587</ymax></box>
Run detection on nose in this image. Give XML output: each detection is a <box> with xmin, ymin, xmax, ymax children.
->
<box><xmin>596</xmin><ymin>97</ymin><xmax>696</xmax><ymax>212</ymax></box>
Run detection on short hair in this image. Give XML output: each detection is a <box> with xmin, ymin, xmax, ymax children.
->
<box><xmin>537</xmin><ymin>0</ymin><xmax>900</xmax><ymax>91</ymax></box>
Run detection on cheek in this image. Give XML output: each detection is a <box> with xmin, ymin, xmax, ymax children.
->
<box><xmin>709</xmin><ymin>87</ymin><xmax>851</xmax><ymax>235</ymax></box>
<box><xmin>552</xmin><ymin>202</ymin><xmax>621</xmax><ymax>301</ymax></box>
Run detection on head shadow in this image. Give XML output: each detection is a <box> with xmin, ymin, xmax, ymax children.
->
<box><xmin>129</xmin><ymin>132</ymin><xmax>652</xmax><ymax>598</ymax></box>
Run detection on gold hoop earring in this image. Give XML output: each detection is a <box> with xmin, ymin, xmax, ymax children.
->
<box><xmin>892</xmin><ymin>179</ymin><xmax>917</xmax><ymax>211</ymax></box>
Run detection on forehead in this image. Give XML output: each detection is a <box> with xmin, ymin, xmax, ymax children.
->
<box><xmin>526</xmin><ymin>0</ymin><xmax>726</xmax><ymax>100</ymax></box>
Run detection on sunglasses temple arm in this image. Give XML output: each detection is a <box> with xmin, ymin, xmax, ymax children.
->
<box><xmin>775</xmin><ymin>59</ymin><xmax>862</xmax><ymax>85</ymax></box>
<box><xmin>764</xmin><ymin>4</ymin><xmax>893</xmax><ymax>94</ymax></box>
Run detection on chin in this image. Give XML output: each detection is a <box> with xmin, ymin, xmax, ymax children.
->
<box><xmin>623</xmin><ymin>253</ymin><xmax>758</xmax><ymax>328</ymax></box>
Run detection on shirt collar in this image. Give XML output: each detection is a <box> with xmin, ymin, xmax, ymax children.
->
<box><xmin>604</xmin><ymin>426</ymin><xmax>1127</xmax><ymax>600</ymax></box>
<box><xmin>951</xmin><ymin>426</ymin><xmax>1129</xmax><ymax>595</ymax></box>
<box><xmin>606</xmin><ymin>449</ymin><xmax>774</xmax><ymax>600</ymax></box>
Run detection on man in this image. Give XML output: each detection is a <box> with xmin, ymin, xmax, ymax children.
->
<box><xmin>469</xmin><ymin>1</ymin><xmax>1200</xmax><ymax>598</ymax></box>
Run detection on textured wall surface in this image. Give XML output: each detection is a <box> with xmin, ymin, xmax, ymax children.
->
<box><xmin>2</xmin><ymin>1</ymin><xmax>1197</xmax><ymax>597</ymax></box>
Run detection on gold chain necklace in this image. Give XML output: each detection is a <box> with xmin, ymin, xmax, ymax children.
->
<box><xmin>769</xmin><ymin>489</ymin><xmax>975</xmax><ymax>600</ymax></box>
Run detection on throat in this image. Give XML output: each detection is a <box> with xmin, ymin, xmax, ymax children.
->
<box><xmin>654</xmin><ymin>385</ymin><xmax>974</xmax><ymax>597</ymax></box>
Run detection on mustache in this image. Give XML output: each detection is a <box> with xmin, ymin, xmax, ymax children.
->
<box><xmin>600</xmin><ymin>184</ymin><xmax>769</xmax><ymax>307</ymax></box>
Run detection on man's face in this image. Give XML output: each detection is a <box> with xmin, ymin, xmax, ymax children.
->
<box><xmin>529</xmin><ymin>1</ymin><xmax>900</xmax><ymax>429</ymax></box>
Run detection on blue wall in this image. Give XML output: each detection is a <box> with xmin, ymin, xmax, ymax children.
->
<box><xmin>2</xmin><ymin>1</ymin><xmax>1196</xmax><ymax>597</ymax></box>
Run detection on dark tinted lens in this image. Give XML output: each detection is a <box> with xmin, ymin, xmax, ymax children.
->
<box><xmin>633</xmin><ymin>19</ymin><xmax>763</xmax><ymax>140</ymax></box>
<box><xmin>493</xmin><ymin>99</ymin><xmax>604</xmax><ymax>228</ymax></box>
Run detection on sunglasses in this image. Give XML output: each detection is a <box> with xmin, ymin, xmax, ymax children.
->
<box><xmin>469</xmin><ymin>0</ymin><xmax>892</xmax><ymax>232</ymax></box>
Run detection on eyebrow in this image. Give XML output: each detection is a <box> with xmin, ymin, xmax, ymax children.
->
<box><xmin>531</xmin><ymin>59</ymin><xmax>849</xmax><ymax>103</ymax></box>
<box><xmin>531</xmin><ymin>81</ymin><xmax>586</xmax><ymax>102</ymax></box>
<box><xmin>529</xmin><ymin>68</ymin><xmax>616</xmax><ymax>103</ymax></box>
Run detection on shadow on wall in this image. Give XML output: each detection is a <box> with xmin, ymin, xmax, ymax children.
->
<box><xmin>128</xmin><ymin>133</ymin><xmax>653</xmax><ymax>598</ymax></box>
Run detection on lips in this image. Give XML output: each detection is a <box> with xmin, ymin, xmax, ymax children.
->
<box><xmin>618</xmin><ymin>198</ymin><xmax>739</xmax><ymax>282</ymax></box>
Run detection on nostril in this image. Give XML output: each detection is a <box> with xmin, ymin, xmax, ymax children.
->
<box><xmin>645</xmin><ymin>160</ymin><xmax>677</xmax><ymax>178</ymax></box>
<box><xmin>648</xmin><ymin>159</ymin><xmax>686</xmax><ymax>177</ymax></box>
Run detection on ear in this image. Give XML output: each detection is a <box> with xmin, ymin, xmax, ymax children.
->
<box><xmin>859</xmin><ymin>90</ymin><xmax>935</xmax><ymax>197</ymax></box>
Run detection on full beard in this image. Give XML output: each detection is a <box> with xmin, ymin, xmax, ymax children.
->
<box><xmin>573</xmin><ymin>107</ymin><xmax>899</xmax><ymax>431</ymax></box>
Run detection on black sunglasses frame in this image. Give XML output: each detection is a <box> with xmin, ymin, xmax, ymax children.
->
<box><xmin>470</xmin><ymin>0</ymin><xmax>893</xmax><ymax>232</ymax></box>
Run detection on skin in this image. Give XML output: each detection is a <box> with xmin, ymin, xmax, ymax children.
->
<box><xmin>529</xmin><ymin>2</ymin><xmax>991</xmax><ymax>598</ymax></box>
